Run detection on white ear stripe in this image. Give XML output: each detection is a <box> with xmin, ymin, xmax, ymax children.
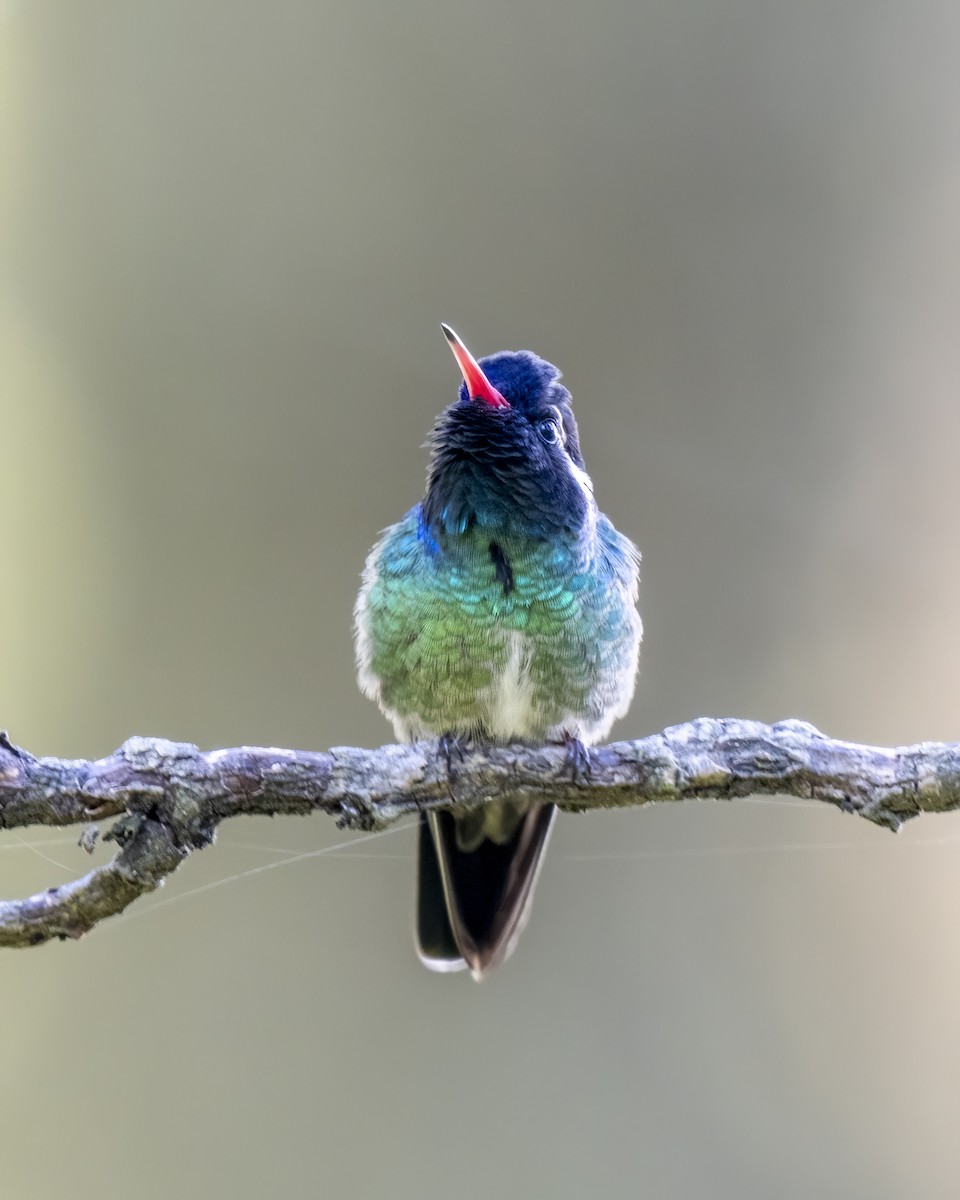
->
<box><xmin>568</xmin><ymin>458</ymin><xmax>595</xmax><ymax>497</ymax></box>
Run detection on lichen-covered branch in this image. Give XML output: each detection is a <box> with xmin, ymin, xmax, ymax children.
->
<box><xmin>0</xmin><ymin>718</ymin><xmax>958</xmax><ymax>948</ymax></box>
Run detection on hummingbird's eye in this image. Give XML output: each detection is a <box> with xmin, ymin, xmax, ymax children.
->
<box><xmin>537</xmin><ymin>418</ymin><xmax>561</xmax><ymax>445</ymax></box>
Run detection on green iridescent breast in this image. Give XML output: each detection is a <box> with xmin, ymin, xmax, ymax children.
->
<box><xmin>355</xmin><ymin>506</ymin><xmax>641</xmax><ymax>745</ymax></box>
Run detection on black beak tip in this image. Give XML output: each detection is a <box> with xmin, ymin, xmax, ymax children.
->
<box><xmin>440</xmin><ymin>322</ymin><xmax>457</xmax><ymax>344</ymax></box>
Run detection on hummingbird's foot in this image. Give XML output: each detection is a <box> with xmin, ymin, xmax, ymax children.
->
<box><xmin>556</xmin><ymin>732</ymin><xmax>591</xmax><ymax>783</ymax></box>
<box><xmin>436</xmin><ymin>732</ymin><xmax>470</xmax><ymax>780</ymax></box>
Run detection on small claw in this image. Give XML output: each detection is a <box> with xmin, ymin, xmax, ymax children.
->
<box><xmin>558</xmin><ymin>733</ymin><xmax>591</xmax><ymax>783</ymax></box>
<box><xmin>437</xmin><ymin>732</ymin><xmax>469</xmax><ymax>779</ymax></box>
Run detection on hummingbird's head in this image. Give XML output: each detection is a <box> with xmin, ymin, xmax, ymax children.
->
<box><xmin>422</xmin><ymin>325</ymin><xmax>594</xmax><ymax>540</ymax></box>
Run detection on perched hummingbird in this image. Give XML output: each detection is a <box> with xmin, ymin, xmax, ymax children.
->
<box><xmin>355</xmin><ymin>326</ymin><xmax>641</xmax><ymax>978</ymax></box>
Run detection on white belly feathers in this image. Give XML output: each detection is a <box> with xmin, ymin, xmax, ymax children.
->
<box><xmin>484</xmin><ymin>630</ymin><xmax>538</xmax><ymax>740</ymax></box>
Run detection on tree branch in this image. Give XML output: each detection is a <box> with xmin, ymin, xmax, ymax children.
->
<box><xmin>0</xmin><ymin>718</ymin><xmax>958</xmax><ymax>949</ymax></box>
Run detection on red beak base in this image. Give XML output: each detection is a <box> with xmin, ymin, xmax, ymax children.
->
<box><xmin>441</xmin><ymin>323</ymin><xmax>510</xmax><ymax>409</ymax></box>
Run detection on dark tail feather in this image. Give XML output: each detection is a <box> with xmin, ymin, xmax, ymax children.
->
<box><xmin>415</xmin><ymin>803</ymin><xmax>557</xmax><ymax>980</ymax></box>
<box><xmin>415</xmin><ymin>814</ymin><xmax>467</xmax><ymax>973</ymax></box>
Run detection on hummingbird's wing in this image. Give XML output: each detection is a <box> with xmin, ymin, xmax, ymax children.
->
<box><xmin>417</xmin><ymin>802</ymin><xmax>557</xmax><ymax>981</ymax></box>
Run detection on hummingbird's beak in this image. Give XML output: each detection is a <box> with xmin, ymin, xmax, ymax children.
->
<box><xmin>441</xmin><ymin>324</ymin><xmax>510</xmax><ymax>409</ymax></box>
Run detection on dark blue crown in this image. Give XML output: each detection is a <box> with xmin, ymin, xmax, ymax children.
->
<box><xmin>458</xmin><ymin>350</ymin><xmax>570</xmax><ymax>416</ymax></box>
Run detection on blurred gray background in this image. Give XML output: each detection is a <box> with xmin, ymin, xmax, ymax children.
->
<box><xmin>3</xmin><ymin>2</ymin><xmax>960</xmax><ymax>1197</ymax></box>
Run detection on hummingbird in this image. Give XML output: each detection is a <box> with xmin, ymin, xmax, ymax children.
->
<box><xmin>355</xmin><ymin>325</ymin><xmax>642</xmax><ymax>979</ymax></box>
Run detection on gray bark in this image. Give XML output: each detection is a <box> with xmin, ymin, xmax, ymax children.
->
<box><xmin>0</xmin><ymin>718</ymin><xmax>957</xmax><ymax>948</ymax></box>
